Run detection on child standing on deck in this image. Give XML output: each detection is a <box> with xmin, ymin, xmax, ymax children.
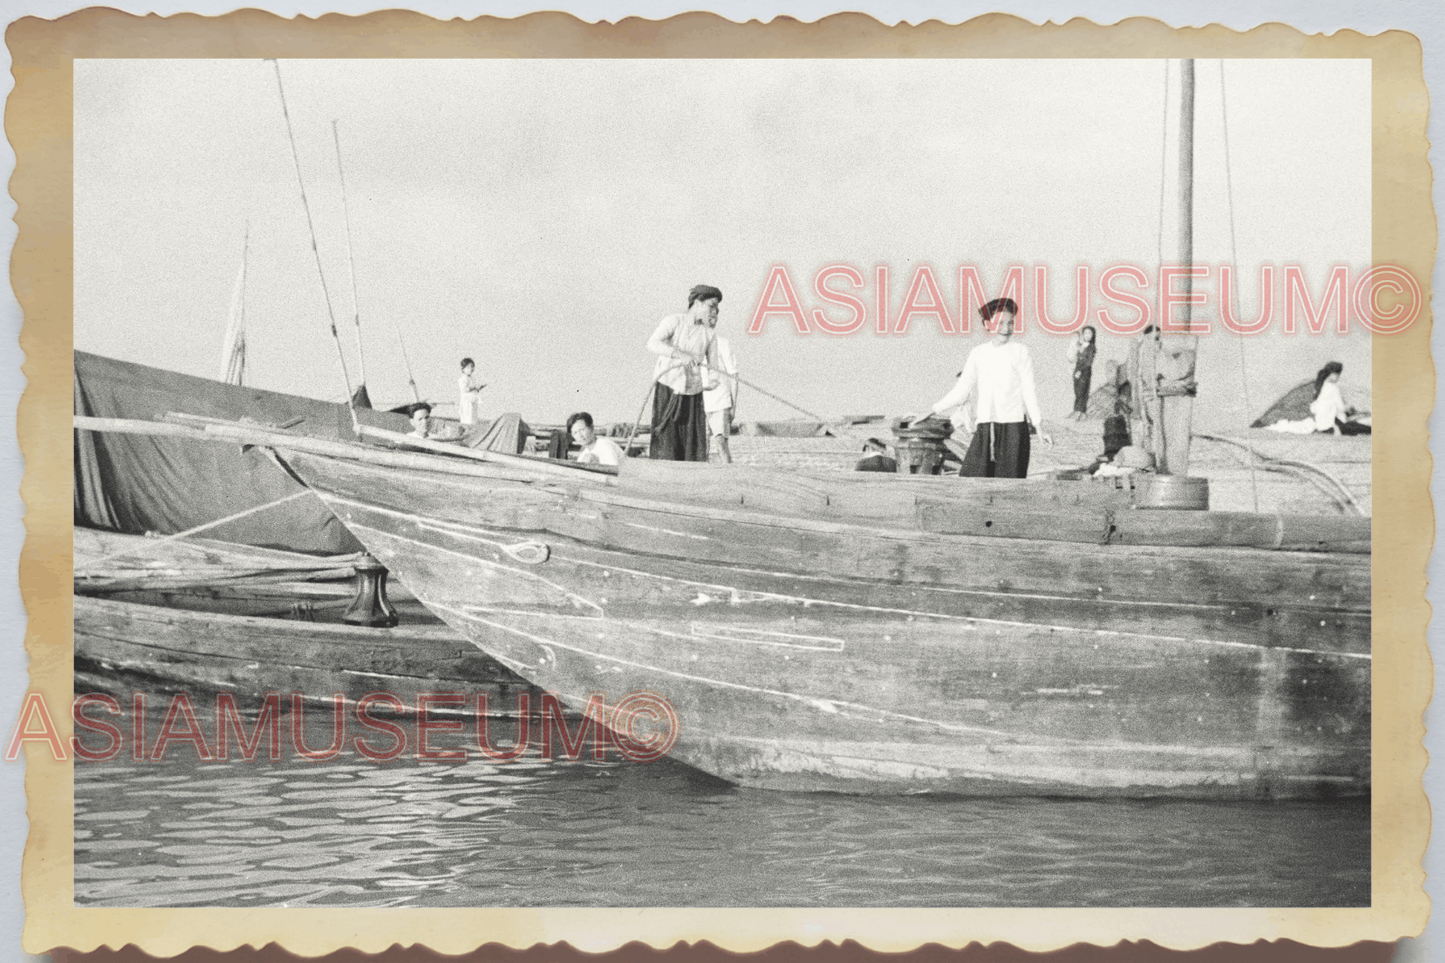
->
<box><xmin>458</xmin><ymin>357</ymin><xmax>485</xmax><ymax>426</ymax></box>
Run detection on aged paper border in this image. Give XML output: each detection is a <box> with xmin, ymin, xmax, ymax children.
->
<box><xmin>8</xmin><ymin>9</ymin><xmax>1433</xmax><ymax>957</ymax></box>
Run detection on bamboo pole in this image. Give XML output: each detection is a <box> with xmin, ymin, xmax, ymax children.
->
<box><xmin>355</xmin><ymin>424</ymin><xmax>616</xmax><ymax>486</ymax></box>
<box><xmin>77</xmin><ymin>415</ymin><xmax>498</xmax><ymax>479</ymax></box>
<box><xmin>73</xmin><ymin>414</ymin><xmax>602</xmax><ymax>486</ymax></box>
<box><xmin>332</xmin><ymin>120</ymin><xmax>368</xmax><ymax>392</ymax></box>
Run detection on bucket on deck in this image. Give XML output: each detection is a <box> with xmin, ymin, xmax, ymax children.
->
<box><xmin>891</xmin><ymin>417</ymin><xmax>954</xmax><ymax>476</ymax></box>
<box><xmin>893</xmin><ymin>439</ymin><xmax>949</xmax><ymax>475</ymax></box>
<box><xmin>1134</xmin><ymin>474</ymin><xmax>1210</xmax><ymax>510</ymax></box>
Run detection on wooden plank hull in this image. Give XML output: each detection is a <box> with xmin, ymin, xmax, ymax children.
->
<box><xmin>74</xmin><ymin>594</ymin><xmax>533</xmax><ymax>709</ymax></box>
<box><xmin>282</xmin><ymin>451</ymin><xmax>1370</xmax><ymax>798</ymax></box>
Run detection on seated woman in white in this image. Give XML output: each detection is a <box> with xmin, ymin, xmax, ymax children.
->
<box><xmin>1269</xmin><ymin>361</ymin><xmax>1370</xmax><ymax>435</ymax></box>
<box><xmin>1309</xmin><ymin>368</ymin><xmax>1348</xmax><ymax>432</ymax></box>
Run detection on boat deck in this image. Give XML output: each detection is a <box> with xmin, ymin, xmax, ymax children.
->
<box><xmin>712</xmin><ymin>420</ymin><xmax>1370</xmax><ymax>517</ymax></box>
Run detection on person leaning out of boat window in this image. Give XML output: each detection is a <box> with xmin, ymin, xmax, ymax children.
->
<box><xmin>409</xmin><ymin>402</ymin><xmax>434</xmax><ymax>438</ymax></box>
<box><xmin>1309</xmin><ymin>361</ymin><xmax>1371</xmax><ymax>436</ymax></box>
<box><xmin>913</xmin><ymin>297</ymin><xmax>1052</xmax><ymax>478</ymax></box>
<box><xmin>646</xmin><ymin>284</ymin><xmax>722</xmax><ymax>461</ymax></box>
<box><xmin>1065</xmin><ymin>324</ymin><xmax>1097</xmax><ymax>422</ymax></box>
<box><xmin>566</xmin><ymin>411</ymin><xmax>625</xmax><ymax>467</ymax></box>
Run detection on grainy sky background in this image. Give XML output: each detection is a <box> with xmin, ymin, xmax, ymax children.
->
<box><xmin>74</xmin><ymin>57</ymin><xmax>1371</xmax><ymax>427</ymax></box>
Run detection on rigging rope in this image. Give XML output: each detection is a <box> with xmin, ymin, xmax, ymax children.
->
<box><xmin>1195</xmin><ymin>433</ymin><xmax>1365</xmax><ymax>516</ymax></box>
<box><xmin>270</xmin><ymin>60</ymin><xmax>358</xmax><ymax>429</ymax></box>
<box><xmin>622</xmin><ymin>358</ymin><xmax>877</xmax><ymax>459</ymax></box>
<box><xmin>1218</xmin><ymin>60</ymin><xmax>1263</xmax><ymax>513</ymax></box>
<box><xmin>1128</xmin><ymin>59</ymin><xmax>1174</xmax><ymax>458</ymax></box>
<box><xmin>75</xmin><ymin>490</ymin><xmax>318</xmax><ymax>572</ymax></box>
<box><xmin>332</xmin><ymin>120</ymin><xmax>369</xmax><ymax>391</ymax></box>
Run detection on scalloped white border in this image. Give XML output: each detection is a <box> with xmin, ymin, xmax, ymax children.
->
<box><xmin>3</xmin><ymin>3</ymin><xmax>1441</xmax><ymax>960</ymax></box>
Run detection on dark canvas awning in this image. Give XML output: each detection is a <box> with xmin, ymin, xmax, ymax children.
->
<box><xmin>74</xmin><ymin>351</ymin><xmax>410</xmax><ymax>554</ymax></box>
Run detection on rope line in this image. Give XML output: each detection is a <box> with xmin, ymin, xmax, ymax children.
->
<box><xmin>76</xmin><ymin>490</ymin><xmax>316</xmax><ymax>572</ymax></box>
<box><xmin>1195</xmin><ymin>433</ymin><xmax>1365</xmax><ymax>516</ymax></box>
<box><xmin>1218</xmin><ymin>60</ymin><xmax>1262</xmax><ymax>513</ymax></box>
<box><xmin>623</xmin><ymin>357</ymin><xmax>838</xmax><ymax>458</ymax></box>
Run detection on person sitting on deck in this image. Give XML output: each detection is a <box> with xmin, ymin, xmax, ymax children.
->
<box><xmin>1310</xmin><ymin>362</ymin><xmax>1371</xmax><ymax>435</ymax></box>
<box><xmin>1267</xmin><ymin>361</ymin><xmax>1372</xmax><ymax>436</ymax></box>
<box><xmin>913</xmin><ymin>298</ymin><xmax>1053</xmax><ymax>478</ymax></box>
<box><xmin>409</xmin><ymin>402</ymin><xmax>434</xmax><ymax>438</ymax></box>
<box><xmin>854</xmin><ymin>438</ymin><xmax>898</xmax><ymax>473</ymax></box>
<box><xmin>566</xmin><ymin>411</ymin><xmax>624</xmax><ymax>467</ymax></box>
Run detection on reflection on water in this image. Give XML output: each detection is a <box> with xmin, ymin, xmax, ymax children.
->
<box><xmin>75</xmin><ymin>706</ymin><xmax>1369</xmax><ymax>908</ymax></box>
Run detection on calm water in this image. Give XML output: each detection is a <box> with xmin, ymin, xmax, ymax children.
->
<box><xmin>74</xmin><ymin>703</ymin><xmax>1369</xmax><ymax>908</ymax></box>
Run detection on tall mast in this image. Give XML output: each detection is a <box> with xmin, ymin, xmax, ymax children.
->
<box><xmin>1158</xmin><ymin>58</ymin><xmax>1199</xmax><ymax>476</ymax></box>
<box><xmin>1179</xmin><ymin>58</ymin><xmax>1194</xmax><ymax>331</ymax></box>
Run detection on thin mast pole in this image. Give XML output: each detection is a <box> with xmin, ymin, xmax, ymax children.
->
<box><xmin>237</xmin><ymin>222</ymin><xmax>248</xmax><ymax>383</ymax></box>
<box><xmin>394</xmin><ymin>325</ymin><xmax>422</xmax><ymax>404</ymax></box>
<box><xmin>1158</xmin><ymin>58</ymin><xmax>1199</xmax><ymax>477</ymax></box>
<box><xmin>270</xmin><ymin>60</ymin><xmax>358</xmax><ymax>428</ymax></box>
<box><xmin>1179</xmin><ymin>58</ymin><xmax>1195</xmax><ymax>332</ymax></box>
<box><xmin>219</xmin><ymin>222</ymin><xmax>249</xmax><ymax>385</ymax></box>
<box><xmin>332</xmin><ymin>120</ymin><xmax>368</xmax><ymax>391</ymax></box>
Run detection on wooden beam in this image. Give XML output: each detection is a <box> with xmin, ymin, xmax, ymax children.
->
<box><xmin>356</xmin><ymin>423</ymin><xmax>616</xmax><ymax>486</ymax></box>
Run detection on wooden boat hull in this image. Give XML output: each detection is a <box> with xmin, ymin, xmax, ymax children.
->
<box><xmin>74</xmin><ymin>594</ymin><xmax>533</xmax><ymax>710</ymax></box>
<box><xmin>280</xmin><ymin>451</ymin><xmax>1370</xmax><ymax>798</ymax></box>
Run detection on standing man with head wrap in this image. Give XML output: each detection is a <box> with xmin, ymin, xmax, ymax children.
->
<box><xmin>646</xmin><ymin>285</ymin><xmax>723</xmax><ymax>461</ymax></box>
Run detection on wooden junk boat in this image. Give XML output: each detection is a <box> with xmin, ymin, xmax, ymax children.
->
<box><xmin>71</xmin><ymin>405</ymin><xmax>1369</xmax><ymax>799</ymax></box>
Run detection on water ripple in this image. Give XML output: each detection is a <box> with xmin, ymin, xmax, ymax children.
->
<box><xmin>74</xmin><ymin>707</ymin><xmax>1370</xmax><ymax>908</ymax></box>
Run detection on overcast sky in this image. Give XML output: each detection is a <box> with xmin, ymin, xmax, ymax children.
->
<box><xmin>74</xmin><ymin>58</ymin><xmax>1371</xmax><ymax>428</ymax></box>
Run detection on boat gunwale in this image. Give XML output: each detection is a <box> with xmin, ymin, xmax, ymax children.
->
<box><xmin>277</xmin><ymin>446</ymin><xmax>1373</xmax><ymax>567</ymax></box>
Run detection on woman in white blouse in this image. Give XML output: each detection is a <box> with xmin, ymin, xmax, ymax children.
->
<box><xmin>918</xmin><ymin>297</ymin><xmax>1052</xmax><ymax>478</ymax></box>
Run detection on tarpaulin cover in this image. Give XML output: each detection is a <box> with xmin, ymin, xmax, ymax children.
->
<box><xmin>461</xmin><ymin>413</ymin><xmax>532</xmax><ymax>454</ymax></box>
<box><xmin>1250</xmin><ymin>379</ymin><xmax>1317</xmax><ymax>429</ymax></box>
<box><xmin>74</xmin><ymin>352</ymin><xmax>410</xmax><ymax>554</ymax></box>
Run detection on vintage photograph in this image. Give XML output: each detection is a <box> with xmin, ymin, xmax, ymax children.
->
<box><xmin>69</xmin><ymin>54</ymin><xmax>1377</xmax><ymax>910</ymax></box>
